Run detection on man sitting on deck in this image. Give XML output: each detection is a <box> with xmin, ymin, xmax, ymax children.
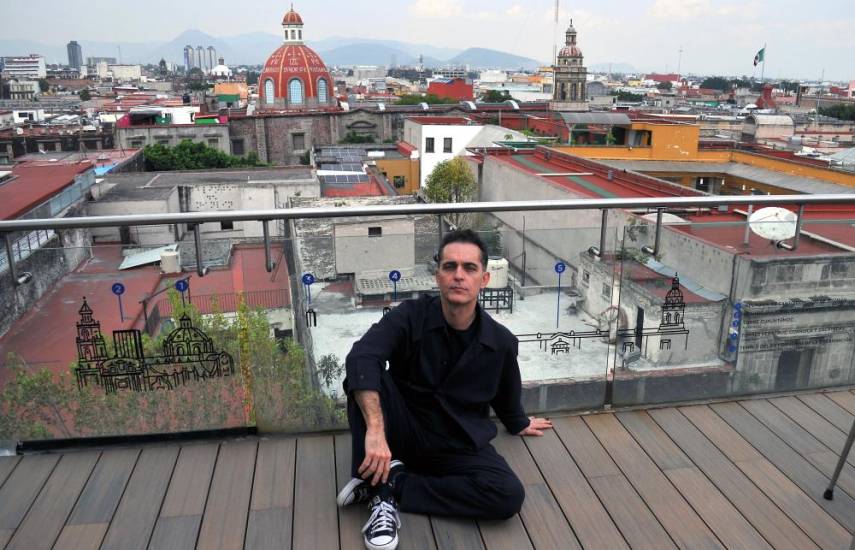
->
<box><xmin>337</xmin><ymin>229</ymin><xmax>553</xmax><ymax>550</ymax></box>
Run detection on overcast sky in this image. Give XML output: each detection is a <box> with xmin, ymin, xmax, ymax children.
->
<box><xmin>2</xmin><ymin>0</ymin><xmax>853</xmax><ymax>81</ymax></box>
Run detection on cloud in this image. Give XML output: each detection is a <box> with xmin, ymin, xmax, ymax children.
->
<box><xmin>409</xmin><ymin>0</ymin><xmax>464</xmax><ymax>18</ymax></box>
<box><xmin>648</xmin><ymin>0</ymin><xmax>761</xmax><ymax>20</ymax></box>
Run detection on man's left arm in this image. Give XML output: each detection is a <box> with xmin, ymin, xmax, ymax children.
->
<box><xmin>490</xmin><ymin>338</ymin><xmax>553</xmax><ymax>437</ymax></box>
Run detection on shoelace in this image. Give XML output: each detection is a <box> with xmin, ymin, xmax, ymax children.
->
<box><xmin>362</xmin><ymin>499</ymin><xmax>400</xmax><ymax>536</ymax></box>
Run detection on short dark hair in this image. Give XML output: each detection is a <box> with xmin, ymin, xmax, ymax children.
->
<box><xmin>436</xmin><ymin>229</ymin><xmax>488</xmax><ymax>269</ymax></box>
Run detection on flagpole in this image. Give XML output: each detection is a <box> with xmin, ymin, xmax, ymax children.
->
<box><xmin>760</xmin><ymin>43</ymin><xmax>766</xmax><ymax>82</ymax></box>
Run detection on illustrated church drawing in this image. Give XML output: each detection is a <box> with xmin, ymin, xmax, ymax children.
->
<box><xmin>74</xmin><ymin>299</ymin><xmax>234</xmax><ymax>394</ymax></box>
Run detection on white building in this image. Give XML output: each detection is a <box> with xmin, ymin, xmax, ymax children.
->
<box><xmin>478</xmin><ymin>70</ymin><xmax>508</xmax><ymax>84</ymax></box>
<box><xmin>108</xmin><ymin>64</ymin><xmax>143</xmax><ymax>82</ymax></box>
<box><xmin>1</xmin><ymin>55</ymin><xmax>47</xmax><ymax>79</ymax></box>
<box><xmin>402</xmin><ymin>116</ymin><xmax>531</xmax><ymax>188</ymax></box>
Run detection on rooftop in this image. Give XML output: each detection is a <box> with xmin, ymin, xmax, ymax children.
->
<box><xmin>1</xmin><ymin>388</ymin><xmax>852</xmax><ymax>549</ymax></box>
<box><xmin>0</xmin><ymin>162</ymin><xmax>93</xmax><ymax>220</ymax></box>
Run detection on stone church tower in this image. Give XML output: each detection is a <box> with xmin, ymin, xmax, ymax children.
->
<box><xmin>552</xmin><ymin>19</ymin><xmax>587</xmax><ymax>104</ymax></box>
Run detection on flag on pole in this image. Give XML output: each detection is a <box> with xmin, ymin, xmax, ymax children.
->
<box><xmin>753</xmin><ymin>47</ymin><xmax>765</xmax><ymax>66</ymax></box>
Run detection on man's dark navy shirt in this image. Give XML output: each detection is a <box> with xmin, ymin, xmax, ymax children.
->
<box><xmin>345</xmin><ymin>295</ymin><xmax>530</xmax><ymax>450</ymax></box>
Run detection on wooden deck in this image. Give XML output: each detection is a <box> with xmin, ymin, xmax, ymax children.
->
<box><xmin>2</xmin><ymin>389</ymin><xmax>855</xmax><ymax>550</ymax></box>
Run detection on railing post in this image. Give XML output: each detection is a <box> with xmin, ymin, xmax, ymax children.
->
<box><xmin>653</xmin><ymin>207</ymin><xmax>664</xmax><ymax>255</ymax></box>
<box><xmin>792</xmin><ymin>204</ymin><xmax>805</xmax><ymax>250</ymax></box>
<box><xmin>599</xmin><ymin>209</ymin><xmax>608</xmax><ymax>256</ymax></box>
<box><xmin>262</xmin><ymin>220</ymin><xmax>273</xmax><ymax>273</ymax></box>
<box><xmin>4</xmin><ymin>233</ymin><xmax>19</xmax><ymax>283</ymax></box>
<box><xmin>192</xmin><ymin>224</ymin><xmax>207</xmax><ymax>277</ymax></box>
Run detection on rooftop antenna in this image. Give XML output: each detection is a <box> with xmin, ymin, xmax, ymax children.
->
<box><xmin>553</xmin><ymin>0</ymin><xmax>559</xmax><ymax>65</ymax></box>
<box><xmin>677</xmin><ymin>46</ymin><xmax>683</xmax><ymax>76</ymax></box>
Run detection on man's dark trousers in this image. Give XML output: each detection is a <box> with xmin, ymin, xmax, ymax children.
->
<box><xmin>347</xmin><ymin>372</ymin><xmax>525</xmax><ymax>520</ymax></box>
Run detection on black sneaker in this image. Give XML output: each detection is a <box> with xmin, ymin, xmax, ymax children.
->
<box><xmin>337</xmin><ymin>459</ymin><xmax>404</xmax><ymax>507</ymax></box>
<box><xmin>362</xmin><ymin>494</ymin><xmax>400</xmax><ymax>550</ymax></box>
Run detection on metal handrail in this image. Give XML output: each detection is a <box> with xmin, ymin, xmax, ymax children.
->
<box><xmin>1</xmin><ymin>194</ymin><xmax>855</xmax><ymax>232</ymax></box>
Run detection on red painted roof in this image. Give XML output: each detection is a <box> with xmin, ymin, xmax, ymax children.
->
<box><xmin>397</xmin><ymin>141</ymin><xmax>417</xmax><ymax>156</ymax></box>
<box><xmin>259</xmin><ymin>43</ymin><xmax>332</xmax><ymax>104</ymax></box>
<box><xmin>282</xmin><ymin>8</ymin><xmax>303</xmax><ymax>25</ymax></box>
<box><xmin>407</xmin><ymin>116</ymin><xmax>473</xmax><ymax>126</ymax></box>
<box><xmin>0</xmin><ymin>162</ymin><xmax>93</xmax><ymax>220</ymax></box>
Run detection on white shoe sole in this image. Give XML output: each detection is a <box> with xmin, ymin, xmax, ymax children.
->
<box><xmin>364</xmin><ymin>534</ymin><xmax>398</xmax><ymax>550</ymax></box>
<box><xmin>337</xmin><ymin>477</ymin><xmax>365</xmax><ymax>507</ymax></box>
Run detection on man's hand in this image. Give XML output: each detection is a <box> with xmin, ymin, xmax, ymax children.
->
<box><xmin>358</xmin><ymin>427</ymin><xmax>393</xmax><ymax>486</ymax></box>
<box><xmin>517</xmin><ymin>416</ymin><xmax>553</xmax><ymax>436</ymax></box>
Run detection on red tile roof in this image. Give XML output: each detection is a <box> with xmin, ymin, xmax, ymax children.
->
<box><xmin>407</xmin><ymin>116</ymin><xmax>473</xmax><ymax>126</ymax></box>
<box><xmin>0</xmin><ymin>162</ymin><xmax>93</xmax><ymax>220</ymax></box>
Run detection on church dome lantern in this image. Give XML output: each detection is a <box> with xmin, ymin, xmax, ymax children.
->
<box><xmin>259</xmin><ymin>5</ymin><xmax>335</xmax><ymax>110</ymax></box>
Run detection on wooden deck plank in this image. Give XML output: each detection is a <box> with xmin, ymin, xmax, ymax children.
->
<box><xmin>196</xmin><ymin>440</ymin><xmax>257</xmax><ymax>550</ymax></box>
<box><xmin>292</xmin><ymin>436</ymin><xmax>338</xmax><ymax>550</ymax></box>
<box><xmin>521</xmin><ymin>430</ymin><xmax>627</xmax><ymax>549</ymax></box>
<box><xmin>0</xmin><ymin>456</ymin><xmax>20</xmax><ymax>489</ymax></box>
<box><xmin>650</xmin><ymin>407</ymin><xmax>819</xmax><ymax>550</ymax></box>
<box><xmin>159</xmin><ymin>443</ymin><xmax>218</xmax><ymax>518</ymax></box>
<box><xmin>245</xmin><ymin>437</ymin><xmax>296</xmax><ymax>550</ymax></box>
<box><xmin>0</xmin><ymin>454</ymin><xmax>59</xmax><ymax>531</ymax></box>
<box><xmin>251</xmin><ymin>438</ymin><xmax>296</xmax><ymax>511</ymax></box>
<box><xmin>584</xmin><ymin>414</ymin><xmax>724</xmax><ymax>549</ymax></box>
<box><xmin>798</xmin><ymin>393</ymin><xmax>855</xmax><ymax>433</ymax></box>
<box><xmin>478</xmin><ymin>516</ymin><xmax>533</xmax><ymax>550</ymax></box>
<box><xmin>147</xmin><ymin>515</ymin><xmax>201</xmax><ymax>550</ymax></box>
<box><xmin>711</xmin><ymin>402</ymin><xmax>855</xmax><ymax>532</ymax></box>
<box><xmin>67</xmin><ymin>448</ymin><xmax>139</xmax><ymax>525</ymax></box>
<box><xmin>100</xmin><ymin>445</ymin><xmax>180</xmax><ymax>550</ymax></box>
<box><xmin>52</xmin><ymin>523</ymin><xmax>108</xmax><ymax>550</ymax></box>
<box><xmin>771</xmin><ymin>397</ymin><xmax>855</xmax><ymax>465</ymax></box>
<box><xmin>431</xmin><ymin>516</ymin><xmax>485</xmax><ymax>550</ymax></box>
<box><xmin>553</xmin><ymin>416</ymin><xmax>675</xmax><ymax>550</ymax></box>
<box><xmin>619</xmin><ymin>411</ymin><xmax>773</xmax><ymax>550</ymax></box>
<box><xmin>681</xmin><ymin>405</ymin><xmax>850</xmax><ymax>550</ymax></box>
<box><xmin>492</xmin><ymin>433</ymin><xmax>580</xmax><ymax>550</ymax></box>
<box><xmin>739</xmin><ymin>400</ymin><xmax>855</xmax><ymax>498</ymax></box>
<box><xmin>6</xmin><ymin>451</ymin><xmax>99</xmax><ymax>550</ymax></box>
<box><xmin>827</xmin><ymin>391</ymin><xmax>855</xmax><ymax>415</ymax></box>
<box><xmin>334</xmin><ymin>433</ymin><xmax>370</xmax><ymax>550</ymax></box>
<box><xmin>245</xmin><ymin>508</ymin><xmax>293</xmax><ymax>550</ymax></box>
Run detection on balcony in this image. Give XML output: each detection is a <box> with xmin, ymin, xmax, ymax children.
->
<box><xmin>0</xmin><ymin>389</ymin><xmax>853</xmax><ymax>549</ymax></box>
<box><xmin>0</xmin><ymin>196</ymin><xmax>854</xmax><ymax>548</ymax></box>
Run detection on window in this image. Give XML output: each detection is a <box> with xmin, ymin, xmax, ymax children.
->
<box><xmin>393</xmin><ymin>175</ymin><xmax>406</xmax><ymax>188</ymax></box>
<box><xmin>231</xmin><ymin>139</ymin><xmax>245</xmax><ymax>156</ymax></box>
<box><xmin>318</xmin><ymin>78</ymin><xmax>329</xmax><ymax>103</ymax></box>
<box><xmin>157</xmin><ymin>139</ymin><xmax>170</xmax><ymax>146</ymax></box>
<box><xmin>290</xmin><ymin>30</ymin><xmax>296</xmax><ymax>39</ymax></box>
<box><xmin>425</xmin><ymin>137</ymin><xmax>435</xmax><ymax>153</ymax></box>
<box><xmin>220</xmin><ymin>221</ymin><xmax>234</xmax><ymax>230</ymax></box>
<box><xmin>368</xmin><ymin>226</ymin><xmax>382</xmax><ymax>237</ymax></box>
<box><xmin>443</xmin><ymin>137</ymin><xmax>452</xmax><ymax>153</ymax></box>
<box><xmin>298</xmin><ymin>30</ymin><xmax>302</xmax><ymax>40</ymax></box>
<box><xmin>207</xmin><ymin>138</ymin><xmax>219</xmax><ymax>148</ymax></box>
<box><xmin>264</xmin><ymin>79</ymin><xmax>275</xmax><ymax>104</ymax></box>
<box><xmin>130</xmin><ymin>139</ymin><xmax>144</xmax><ymax>148</ymax></box>
<box><xmin>289</xmin><ymin>78</ymin><xmax>304</xmax><ymax>105</ymax></box>
<box><xmin>292</xmin><ymin>133</ymin><xmax>306</xmax><ymax>150</ymax></box>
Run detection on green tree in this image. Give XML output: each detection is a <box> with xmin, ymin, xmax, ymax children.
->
<box><xmin>613</xmin><ymin>90</ymin><xmax>643</xmax><ymax>102</ymax></box>
<box><xmin>424</xmin><ymin>157</ymin><xmax>477</xmax><ymax>228</ymax></box>
<box><xmin>480</xmin><ymin>89</ymin><xmax>515</xmax><ymax>102</ymax></box>
<box><xmin>339</xmin><ymin>132</ymin><xmax>375</xmax><ymax>144</ymax></box>
<box><xmin>656</xmin><ymin>81</ymin><xmax>672</xmax><ymax>91</ymax></box>
<box><xmin>819</xmin><ymin>104</ymin><xmax>855</xmax><ymax>121</ymax></box>
<box><xmin>78</xmin><ymin>89</ymin><xmax>91</xmax><ymax>101</ymax></box>
<box><xmin>37</xmin><ymin>78</ymin><xmax>50</xmax><ymax>93</ymax></box>
<box><xmin>396</xmin><ymin>93</ymin><xmax>453</xmax><ymax>105</ymax></box>
<box><xmin>143</xmin><ymin>141</ymin><xmax>266</xmax><ymax>171</ymax></box>
<box><xmin>246</xmin><ymin>71</ymin><xmax>260</xmax><ymax>86</ymax></box>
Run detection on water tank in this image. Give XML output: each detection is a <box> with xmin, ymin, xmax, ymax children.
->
<box><xmin>160</xmin><ymin>248</ymin><xmax>181</xmax><ymax>274</ymax></box>
<box><xmin>486</xmin><ymin>257</ymin><xmax>509</xmax><ymax>289</ymax></box>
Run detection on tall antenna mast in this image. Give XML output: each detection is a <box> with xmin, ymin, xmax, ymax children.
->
<box><xmin>553</xmin><ymin>0</ymin><xmax>559</xmax><ymax>65</ymax></box>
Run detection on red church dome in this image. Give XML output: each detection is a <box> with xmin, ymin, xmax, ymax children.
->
<box><xmin>259</xmin><ymin>7</ymin><xmax>335</xmax><ymax>110</ymax></box>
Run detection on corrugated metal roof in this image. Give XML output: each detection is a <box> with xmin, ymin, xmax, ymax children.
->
<box><xmin>119</xmin><ymin>245</ymin><xmax>177</xmax><ymax>270</ymax></box>
<box><xmin>556</xmin><ymin>112</ymin><xmax>632</xmax><ymax>126</ymax></box>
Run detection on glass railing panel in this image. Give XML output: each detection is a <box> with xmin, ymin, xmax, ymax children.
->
<box><xmin>250</xmin><ymin>211</ymin><xmax>619</xmax><ymax>435</ymax></box>
<box><xmin>0</xmin><ymin>225</ymin><xmax>253</xmax><ymax>442</ymax></box>
<box><xmin>612</xmin><ymin>208</ymin><xmax>855</xmax><ymax>407</ymax></box>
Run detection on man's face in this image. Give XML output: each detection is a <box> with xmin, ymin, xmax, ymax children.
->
<box><xmin>436</xmin><ymin>242</ymin><xmax>490</xmax><ymax>308</ymax></box>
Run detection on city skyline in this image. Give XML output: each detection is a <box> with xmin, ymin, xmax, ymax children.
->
<box><xmin>1</xmin><ymin>0</ymin><xmax>853</xmax><ymax>81</ymax></box>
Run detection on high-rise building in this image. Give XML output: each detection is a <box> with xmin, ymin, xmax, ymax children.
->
<box><xmin>67</xmin><ymin>41</ymin><xmax>83</xmax><ymax>69</ymax></box>
<box><xmin>207</xmin><ymin>47</ymin><xmax>217</xmax><ymax>72</ymax></box>
<box><xmin>196</xmin><ymin>46</ymin><xmax>206</xmax><ymax>71</ymax></box>
<box><xmin>184</xmin><ymin>45</ymin><xmax>194</xmax><ymax>71</ymax></box>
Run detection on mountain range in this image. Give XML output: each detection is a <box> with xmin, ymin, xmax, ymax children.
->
<box><xmin>0</xmin><ymin>30</ymin><xmax>544</xmax><ymax>71</ymax></box>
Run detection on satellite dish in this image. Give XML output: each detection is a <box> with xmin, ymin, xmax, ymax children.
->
<box><xmin>748</xmin><ymin>207</ymin><xmax>798</xmax><ymax>241</ymax></box>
